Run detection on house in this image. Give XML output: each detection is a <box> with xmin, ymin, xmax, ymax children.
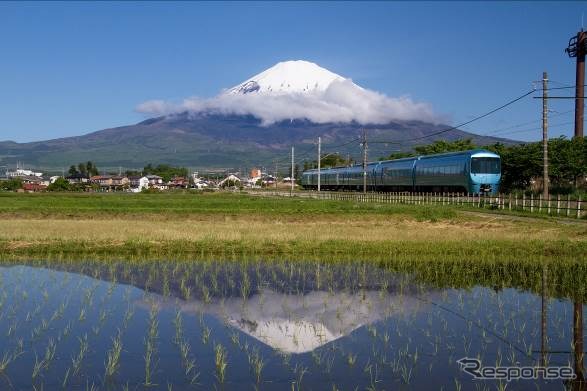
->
<box><xmin>250</xmin><ymin>168</ymin><xmax>262</xmax><ymax>178</ymax></box>
<box><xmin>169</xmin><ymin>176</ymin><xmax>188</xmax><ymax>188</ymax></box>
<box><xmin>129</xmin><ymin>176</ymin><xmax>149</xmax><ymax>192</ymax></box>
<box><xmin>262</xmin><ymin>175</ymin><xmax>276</xmax><ymax>185</ymax></box>
<box><xmin>192</xmin><ymin>180</ymin><xmax>210</xmax><ymax>190</ymax></box>
<box><xmin>145</xmin><ymin>175</ymin><xmax>167</xmax><ymax>190</ymax></box>
<box><xmin>88</xmin><ymin>175</ymin><xmax>129</xmax><ymax>191</ymax></box>
<box><xmin>22</xmin><ymin>183</ymin><xmax>47</xmax><ymax>192</ymax></box>
<box><xmin>145</xmin><ymin>175</ymin><xmax>163</xmax><ymax>186</ymax></box>
<box><xmin>218</xmin><ymin>174</ymin><xmax>241</xmax><ymax>188</ymax></box>
<box><xmin>111</xmin><ymin>176</ymin><xmax>129</xmax><ymax>188</ymax></box>
<box><xmin>65</xmin><ymin>173</ymin><xmax>89</xmax><ymax>184</ymax></box>
<box><xmin>20</xmin><ymin>175</ymin><xmax>44</xmax><ymax>185</ymax></box>
<box><xmin>90</xmin><ymin>175</ymin><xmax>113</xmax><ymax>188</ymax></box>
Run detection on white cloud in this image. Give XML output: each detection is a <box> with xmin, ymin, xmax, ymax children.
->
<box><xmin>136</xmin><ymin>79</ymin><xmax>439</xmax><ymax>125</ymax></box>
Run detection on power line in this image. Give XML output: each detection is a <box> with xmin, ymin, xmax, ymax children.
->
<box><xmin>488</xmin><ymin>120</ymin><xmax>575</xmax><ymax>137</ymax></box>
<box><xmin>391</xmin><ymin>89</ymin><xmax>536</xmax><ymax>144</ymax></box>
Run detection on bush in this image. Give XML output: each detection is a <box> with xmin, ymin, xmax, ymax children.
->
<box><xmin>47</xmin><ymin>177</ymin><xmax>70</xmax><ymax>192</ymax></box>
<box><xmin>0</xmin><ymin>178</ymin><xmax>23</xmax><ymax>191</ymax></box>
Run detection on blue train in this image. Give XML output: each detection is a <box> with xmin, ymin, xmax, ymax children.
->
<box><xmin>300</xmin><ymin>149</ymin><xmax>501</xmax><ymax>194</ymax></box>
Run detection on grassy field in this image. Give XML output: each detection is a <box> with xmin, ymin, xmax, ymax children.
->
<box><xmin>0</xmin><ymin>192</ymin><xmax>585</xmax><ymax>260</ymax></box>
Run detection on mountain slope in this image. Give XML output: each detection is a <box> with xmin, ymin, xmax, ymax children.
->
<box><xmin>0</xmin><ymin>113</ymin><xmax>516</xmax><ymax>170</ymax></box>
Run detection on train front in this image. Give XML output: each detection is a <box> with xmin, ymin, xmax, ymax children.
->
<box><xmin>469</xmin><ymin>151</ymin><xmax>501</xmax><ymax>194</ymax></box>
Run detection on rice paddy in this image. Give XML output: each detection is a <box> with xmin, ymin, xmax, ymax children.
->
<box><xmin>0</xmin><ymin>192</ymin><xmax>586</xmax><ymax>261</ymax></box>
<box><xmin>0</xmin><ymin>258</ymin><xmax>585</xmax><ymax>390</ymax></box>
<box><xmin>0</xmin><ymin>192</ymin><xmax>585</xmax><ymax>388</ymax></box>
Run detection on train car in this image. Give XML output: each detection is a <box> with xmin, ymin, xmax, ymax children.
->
<box><xmin>300</xmin><ymin>149</ymin><xmax>501</xmax><ymax>194</ymax></box>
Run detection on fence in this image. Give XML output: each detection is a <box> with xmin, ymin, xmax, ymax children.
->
<box><xmin>246</xmin><ymin>190</ymin><xmax>586</xmax><ymax>219</ymax></box>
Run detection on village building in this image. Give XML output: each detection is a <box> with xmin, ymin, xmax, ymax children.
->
<box><xmin>65</xmin><ymin>173</ymin><xmax>89</xmax><ymax>185</ymax></box>
<box><xmin>218</xmin><ymin>174</ymin><xmax>241</xmax><ymax>188</ymax></box>
<box><xmin>129</xmin><ymin>176</ymin><xmax>149</xmax><ymax>192</ymax></box>
<box><xmin>22</xmin><ymin>183</ymin><xmax>47</xmax><ymax>192</ymax></box>
<box><xmin>111</xmin><ymin>176</ymin><xmax>129</xmax><ymax>188</ymax></box>
<box><xmin>169</xmin><ymin>176</ymin><xmax>189</xmax><ymax>189</ymax></box>
<box><xmin>192</xmin><ymin>180</ymin><xmax>209</xmax><ymax>189</ymax></box>
<box><xmin>144</xmin><ymin>175</ymin><xmax>168</xmax><ymax>190</ymax></box>
<box><xmin>6</xmin><ymin>166</ymin><xmax>43</xmax><ymax>178</ymax></box>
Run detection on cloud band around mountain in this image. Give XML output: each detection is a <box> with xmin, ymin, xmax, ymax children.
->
<box><xmin>136</xmin><ymin>79</ymin><xmax>439</xmax><ymax>125</ymax></box>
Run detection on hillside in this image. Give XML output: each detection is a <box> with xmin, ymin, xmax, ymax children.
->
<box><xmin>0</xmin><ymin>113</ymin><xmax>515</xmax><ymax>170</ymax></box>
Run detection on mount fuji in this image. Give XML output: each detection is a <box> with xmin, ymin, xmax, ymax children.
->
<box><xmin>0</xmin><ymin>60</ymin><xmax>515</xmax><ymax>170</ymax></box>
<box><xmin>227</xmin><ymin>60</ymin><xmax>347</xmax><ymax>95</ymax></box>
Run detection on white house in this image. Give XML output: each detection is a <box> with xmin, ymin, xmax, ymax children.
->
<box><xmin>218</xmin><ymin>174</ymin><xmax>241</xmax><ymax>187</ymax></box>
<box><xmin>130</xmin><ymin>176</ymin><xmax>150</xmax><ymax>193</ymax></box>
<box><xmin>192</xmin><ymin>180</ymin><xmax>209</xmax><ymax>190</ymax></box>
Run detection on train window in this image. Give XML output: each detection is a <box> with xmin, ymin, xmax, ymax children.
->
<box><xmin>471</xmin><ymin>157</ymin><xmax>500</xmax><ymax>174</ymax></box>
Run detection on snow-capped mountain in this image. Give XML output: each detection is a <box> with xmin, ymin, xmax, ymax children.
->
<box><xmin>0</xmin><ymin>59</ymin><xmax>518</xmax><ymax>169</ymax></box>
<box><xmin>226</xmin><ymin>60</ymin><xmax>349</xmax><ymax>95</ymax></box>
<box><xmin>139</xmin><ymin>59</ymin><xmax>437</xmax><ymax>125</ymax></box>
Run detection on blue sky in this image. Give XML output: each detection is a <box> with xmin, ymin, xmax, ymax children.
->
<box><xmin>0</xmin><ymin>1</ymin><xmax>585</xmax><ymax>142</ymax></box>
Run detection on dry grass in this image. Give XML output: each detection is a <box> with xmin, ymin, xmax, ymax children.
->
<box><xmin>0</xmin><ymin>213</ymin><xmax>583</xmax><ymax>244</ymax></box>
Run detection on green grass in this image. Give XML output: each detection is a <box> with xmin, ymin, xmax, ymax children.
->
<box><xmin>0</xmin><ymin>192</ymin><xmax>584</xmax><ymax>261</ymax></box>
<box><xmin>0</xmin><ymin>192</ymin><xmax>457</xmax><ymax>220</ymax></box>
<box><xmin>0</xmin><ymin>238</ymin><xmax>584</xmax><ymax>262</ymax></box>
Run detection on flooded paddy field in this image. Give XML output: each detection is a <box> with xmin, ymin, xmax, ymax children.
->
<box><xmin>0</xmin><ymin>259</ymin><xmax>585</xmax><ymax>390</ymax></box>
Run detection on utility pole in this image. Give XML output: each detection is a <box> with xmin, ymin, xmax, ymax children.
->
<box><xmin>566</xmin><ymin>29</ymin><xmax>586</xmax><ymax>138</ymax></box>
<box><xmin>291</xmin><ymin>146</ymin><xmax>294</xmax><ymax>193</ymax></box>
<box><xmin>362</xmin><ymin>129</ymin><xmax>368</xmax><ymax>194</ymax></box>
<box><xmin>573</xmin><ymin>301</ymin><xmax>585</xmax><ymax>384</ymax></box>
<box><xmin>317</xmin><ymin>136</ymin><xmax>321</xmax><ymax>192</ymax></box>
<box><xmin>542</xmin><ymin>72</ymin><xmax>549</xmax><ymax>200</ymax></box>
<box><xmin>274</xmin><ymin>160</ymin><xmax>278</xmax><ymax>189</ymax></box>
<box><xmin>540</xmin><ymin>264</ymin><xmax>548</xmax><ymax>368</ymax></box>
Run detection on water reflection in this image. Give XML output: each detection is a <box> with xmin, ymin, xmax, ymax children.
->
<box><xmin>149</xmin><ymin>288</ymin><xmax>429</xmax><ymax>354</ymax></box>
<box><xmin>0</xmin><ymin>259</ymin><xmax>584</xmax><ymax>390</ymax></box>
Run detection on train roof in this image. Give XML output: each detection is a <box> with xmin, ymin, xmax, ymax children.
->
<box><xmin>415</xmin><ymin>149</ymin><xmax>499</xmax><ymax>160</ymax></box>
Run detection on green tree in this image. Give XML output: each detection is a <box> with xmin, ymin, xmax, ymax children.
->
<box><xmin>304</xmin><ymin>153</ymin><xmax>354</xmax><ymax>169</ymax></box>
<box><xmin>86</xmin><ymin>161</ymin><xmax>99</xmax><ymax>176</ymax></box>
<box><xmin>0</xmin><ymin>178</ymin><xmax>22</xmax><ymax>191</ymax></box>
<box><xmin>414</xmin><ymin>139</ymin><xmax>477</xmax><ymax>155</ymax></box>
<box><xmin>47</xmin><ymin>177</ymin><xmax>70</xmax><ymax>192</ymax></box>
<box><xmin>380</xmin><ymin>151</ymin><xmax>414</xmax><ymax>160</ymax></box>
<box><xmin>77</xmin><ymin>163</ymin><xmax>87</xmax><ymax>176</ymax></box>
<box><xmin>143</xmin><ymin>164</ymin><xmax>188</xmax><ymax>182</ymax></box>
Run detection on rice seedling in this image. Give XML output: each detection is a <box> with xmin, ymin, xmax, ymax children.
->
<box><xmin>61</xmin><ymin>367</ymin><xmax>71</xmax><ymax>388</ymax></box>
<box><xmin>104</xmin><ymin>330</ymin><xmax>123</xmax><ymax>379</ymax></box>
<box><xmin>42</xmin><ymin>338</ymin><xmax>57</xmax><ymax>370</ymax></box>
<box><xmin>214</xmin><ymin>342</ymin><xmax>228</xmax><ymax>385</ymax></box>
<box><xmin>0</xmin><ymin>345</ymin><xmax>23</xmax><ymax>374</ymax></box>
<box><xmin>347</xmin><ymin>353</ymin><xmax>357</xmax><ymax>367</ymax></box>
<box><xmin>72</xmin><ymin>334</ymin><xmax>89</xmax><ymax>377</ymax></box>
<box><xmin>144</xmin><ymin>304</ymin><xmax>159</xmax><ymax>387</ymax></box>
<box><xmin>248</xmin><ymin>348</ymin><xmax>264</xmax><ymax>386</ymax></box>
<box><xmin>201</xmin><ymin>326</ymin><xmax>211</xmax><ymax>345</ymax></box>
<box><xmin>180</xmin><ymin>278</ymin><xmax>191</xmax><ymax>301</ymax></box>
<box><xmin>31</xmin><ymin>353</ymin><xmax>44</xmax><ymax>381</ymax></box>
<box><xmin>122</xmin><ymin>304</ymin><xmax>135</xmax><ymax>330</ymax></box>
<box><xmin>289</xmin><ymin>363</ymin><xmax>308</xmax><ymax>391</ymax></box>
<box><xmin>78</xmin><ymin>307</ymin><xmax>86</xmax><ymax>322</ymax></box>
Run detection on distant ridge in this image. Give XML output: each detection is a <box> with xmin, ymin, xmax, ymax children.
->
<box><xmin>0</xmin><ymin>113</ymin><xmax>517</xmax><ymax>170</ymax></box>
